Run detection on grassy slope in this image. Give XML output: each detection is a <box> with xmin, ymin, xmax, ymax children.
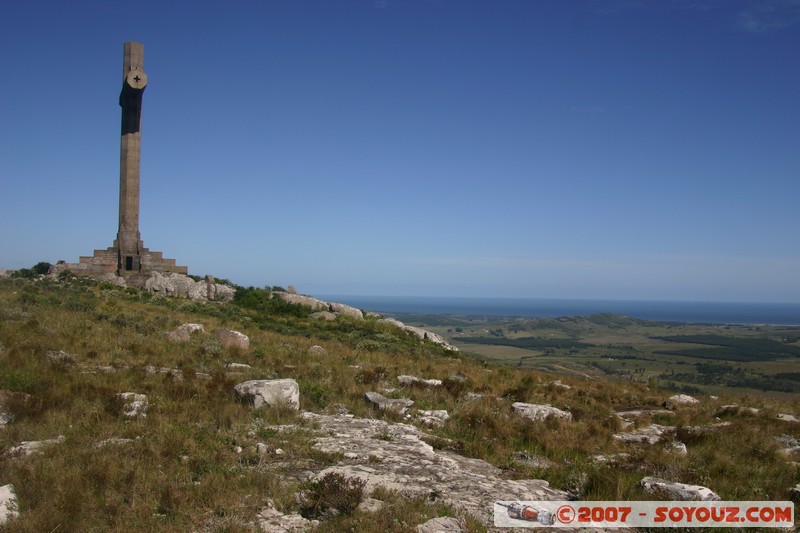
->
<box><xmin>1</xmin><ymin>277</ymin><xmax>799</xmax><ymax>531</ymax></box>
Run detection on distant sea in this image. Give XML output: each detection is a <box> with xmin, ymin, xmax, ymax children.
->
<box><xmin>316</xmin><ymin>296</ymin><xmax>800</xmax><ymax>326</ymax></box>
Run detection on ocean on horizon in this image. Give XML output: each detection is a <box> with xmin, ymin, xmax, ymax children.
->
<box><xmin>315</xmin><ymin>295</ymin><xmax>800</xmax><ymax>326</ymax></box>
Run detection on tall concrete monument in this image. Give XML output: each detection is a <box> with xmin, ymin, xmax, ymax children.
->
<box><xmin>75</xmin><ymin>42</ymin><xmax>186</xmax><ymax>280</ymax></box>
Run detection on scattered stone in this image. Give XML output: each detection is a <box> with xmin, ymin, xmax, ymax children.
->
<box><xmin>95</xmin><ymin>437</ymin><xmax>137</xmax><ymax>448</ymax></box>
<box><xmin>681</xmin><ymin>422</ymin><xmax>732</xmax><ymax>436</ymax></box>
<box><xmin>378</xmin><ymin>318</ymin><xmax>459</xmax><ymax>351</ymax></box>
<box><xmin>591</xmin><ymin>452</ymin><xmax>631</xmax><ymax>464</ymax></box>
<box><xmin>357</xmin><ymin>497</ymin><xmax>385</xmax><ymax>514</ymax></box>
<box><xmin>275</xmin><ymin>292</ymin><xmax>328</xmax><ymax>311</ymax></box>
<box><xmin>307</xmin><ymin>345</ymin><xmax>326</xmax><ymax>356</ymax></box>
<box><xmin>214</xmin><ymin>328</ymin><xmax>250</xmax><ymax>351</ymax></box>
<box><xmin>0</xmin><ymin>411</ymin><xmax>10</xmax><ymax>430</ymax></box>
<box><xmin>398</xmin><ymin>375</ymin><xmax>443</xmax><ymax>387</ymax></box>
<box><xmin>45</xmin><ymin>349</ymin><xmax>76</xmax><ymax>364</ymax></box>
<box><xmin>614</xmin><ymin>424</ymin><xmax>674</xmax><ymax>445</ymax></box>
<box><xmin>664</xmin><ymin>394</ymin><xmax>700</xmax><ymax>408</ymax></box>
<box><xmin>514</xmin><ymin>451</ymin><xmax>554</xmax><ymax>468</ymax></box>
<box><xmin>777</xmin><ymin>434</ymin><xmax>800</xmax><ymax>456</ymax></box>
<box><xmin>310</xmin><ymin>311</ymin><xmax>337</xmax><ymax>321</ymax></box>
<box><xmin>258</xmin><ymin>499</ymin><xmax>319</xmax><ymax>532</ymax></box>
<box><xmin>167</xmin><ymin>323</ymin><xmax>205</xmax><ymax>342</ymax></box>
<box><xmin>418</xmin><ymin>409</ymin><xmax>450</xmax><ymax>427</ymax></box>
<box><xmin>256</xmin><ymin>443</ymin><xmax>269</xmax><ymax>454</ymax></box>
<box><xmin>551</xmin><ymin>380</ymin><xmax>571</xmax><ymax>390</ymax></box>
<box><xmin>9</xmin><ymin>435</ymin><xmax>65</xmax><ymax>457</ymax></box>
<box><xmin>274</xmin><ymin>448</ymin><xmax>285</xmax><ymax>456</ymax></box>
<box><xmin>512</xmin><ymin>402</ymin><xmax>572</xmax><ymax>422</ymax></box>
<box><xmin>416</xmin><ymin>516</ymin><xmax>466</xmax><ymax>533</ymax></box>
<box><xmin>365</xmin><ymin>391</ymin><xmax>414</xmax><ymax>414</ymax></box>
<box><xmin>641</xmin><ymin>476</ymin><xmax>720</xmax><ymax>501</ymax></box>
<box><xmin>716</xmin><ymin>404</ymin><xmax>760</xmax><ymax>416</ymax></box>
<box><xmin>99</xmin><ymin>272</ymin><xmax>127</xmax><ymax>287</ymax></box>
<box><xmin>226</xmin><ymin>362</ymin><xmax>252</xmax><ymax>370</ymax></box>
<box><xmin>777</xmin><ymin>413</ymin><xmax>800</xmax><ymax>423</ymax></box>
<box><xmin>233</xmin><ymin>446</ymin><xmax>243</xmax><ymax>454</ymax></box>
<box><xmin>234</xmin><ymin>379</ymin><xmax>300</xmax><ymax>410</ymax></box>
<box><xmin>144</xmin><ymin>271</ymin><xmax>234</xmax><ymax>302</ymax></box>
<box><xmin>0</xmin><ymin>484</ymin><xmax>18</xmax><ymax>525</ymax></box>
<box><xmin>299</xmin><ymin>412</ymin><xmax>568</xmax><ymax>527</ymax></box>
<box><xmin>329</xmin><ymin>302</ymin><xmax>364</xmax><ymax>319</ymax></box>
<box><xmin>463</xmin><ymin>392</ymin><xmax>484</xmax><ymax>402</ymax></box>
<box><xmin>669</xmin><ymin>441</ymin><xmax>688</xmax><ymax>455</ymax></box>
<box><xmin>118</xmin><ymin>392</ymin><xmax>148</xmax><ymax>418</ymax></box>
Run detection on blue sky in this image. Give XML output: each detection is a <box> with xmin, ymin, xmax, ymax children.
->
<box><xmin>1</xmin><ymin>0</ymin><xmax>799</xmax><ymax>302</ymax></box>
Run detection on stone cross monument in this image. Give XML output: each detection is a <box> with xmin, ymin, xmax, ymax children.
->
<box><xmin>74</xmin><ymin>42</ymin><xmax>186</xmax><ymax>281</ymax></box>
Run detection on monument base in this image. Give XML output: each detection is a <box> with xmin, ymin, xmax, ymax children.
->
<box><xmin>61</xmin><ymin>243</ymin><xmax>187</xmax><ymax>279</ymax></box>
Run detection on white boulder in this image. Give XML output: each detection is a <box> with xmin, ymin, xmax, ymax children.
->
<box><xmin>0</xmin><ymin>484</ymin><xmax>18</xmax><ymax>525</ymax></box>
<box><xmin>641</xmin><ymin>476</ymin><xmax>720</xmax><ymax>501</ymax></box>
<box><xmin>234</xmin><ymin>379</ymin><xmax>300</xmax><ymax>410</ymax></box>
<box><xmin>512</xmin><ymin>402</ymin><xmax>572</xmax><ymax>422</ymax></box>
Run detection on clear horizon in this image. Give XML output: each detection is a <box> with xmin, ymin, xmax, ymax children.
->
<box><xmin>2</xmin><ymin>1</ymin><xmax>798</xmax><ymax>303</ymax></box>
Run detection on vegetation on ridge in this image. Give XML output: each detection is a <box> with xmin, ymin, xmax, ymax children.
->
<box><xmin>0</xmin><ymin>272</ymin><xmax>799</xmax><ymax>531</ymax></box>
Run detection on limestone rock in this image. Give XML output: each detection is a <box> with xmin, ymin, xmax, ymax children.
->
<box><xmin>299</xmin><ymin>412</ymin><xmax>568</xmax><ymax>527</ymax></box>
<box><xmin>669</xmin><ymin>441</ymin><xmax>688</xmax><ymax>455</ymax></box>
<box><xmin>357</xmin><ymin>497</ymin><xmax>385</xmax><ymax>513</ymax></box>
<box><xmin>513</xmin><ymin>451</ymin><xmax>554</xmax><ymax>468</ymax></box>
<box><xmin>307</xmin><ymin>345</ymin><xmax>326</xmax><ymax>356</ymax></box>
<box><xmin>398</xmin><ymin>375</ymin><xmax>443</xmax><ymax>387</ymax></box>
<box><xmin>418</xmin><ymin>409</ymin><xmax>450</xmax><ymax>427</ymax></box>
<box><xmin>226</xmin><ymin>362</ymin><xmax>251</xmax><ymax>370</ymax></box>
<box><xmin>118</xmin><ymin>392</ymin><xmax>148</xmax><ymax>418</ymax></box>
<box><xmin>45</xmin><ymin>350</ymin><xmax>76</xmax><ymax>364</ymax></box>
<box><xmin>258</xmin><ymin>499</ymin><xmax>318</xmax><ymax>532</ymax></box>
<box><xmin>95</xmin><ymin>437</ymin><xmax>137</xmax><ymax>447</ymax></box>
<box><xmin>641</xmin><ymin>476</ymin><xmax>720</xmax><ymax>501</ymax></box>
<box><xmin>214</xmin><ymin>328</ymin><xmax>249</xmax><ymax>351</ymax></box>
<box><xmin>416</xmin><ymin>516</ymin><xmax>466</xmax><ymax>533</ymax></box>
<box><xmin>310</xmin><ymin>311</ymin><xmax>336</xmax><ymax>321</ymax></box>
<box><xmin>512</xmin><ymin>402</ymin><xmax>572</xmax><ymax>422</ymax></box>
<box><xmin>166</xmin><ymin>323</ymin><xmax>205</xmax><ymax>342</ymax></box>
<box><xmin>365</xmin><ymin>391</ymin><xmax>414</xmax><ymax>414</ymax></box>
<box><xmin>329</xmin><ymin>302</ymin><xmax>364</xmax><ymax>319</ymax></box>
<box><xmin>716</xmin><ymin>404</ymin><xmax>760</xmax><ymax>416</ymax></box>
<box><xmin>99</xmin><ymin>272</ymin><xmax>127</xmax><ymax>287</ymax></box>
<box><xmin>614</xmin><ymin>424</ymin><xmax>674</xmax><ymax>445</ymax></box>
<box><xmin>464</xmin><ymin>392</ymin><xmax>484</xmax><ymax>402</ymax></box>
<box><xmin>275</xmin><ymin>292</ymin><xmax>328</xmax><ymax>311</ymax></box>
<box><xmin>0</xmin><ymin>270</ymin><xmax>11</xmax><ymax>279</ymax></box>
<box><xmin>665</xmin><ymin>394</ymin><xmax>699</xmax><ymax>408</ymax></box>
<box><xmin>144</xmin><ymin>271</ymin><xmax>234</xmax><ymax>302</ymax></box>
<box><xmin>9</xmin><ymin>435</ymin><xmax>65</xmax><ymax>457</ymax></box>
<box><xmin>777</xmin><ymin>413</ymin><xmax>800</xmax><ymax>423</ymax></box>
<box><xmin>379</xmin><ymin>318</ymin><xmax>459</xmax><ymax>351</ymax></box>
<box><xmin>145</xmin><ymin>271</ymin><xmax>195</xmax><ymax>298</ymax></box>
<box><xmin>551</xmin><ymin>380</ymin><xmax>571</xmax><ymax>390</ymax></box>
<box><xmin>0</xmin><ymin>484</ymin><xmax>18</xmax><ymax>525</ymax></box>
<box><xmin>235</xmin><ymin>379</ymin><xmax>300</xmax><ymax>410</ymax></box>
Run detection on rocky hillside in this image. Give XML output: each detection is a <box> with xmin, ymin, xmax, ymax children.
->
<box><xmin>0</xmin><ymin>272</ymin><xmax>798</xmax><ymax>531</ymax></box>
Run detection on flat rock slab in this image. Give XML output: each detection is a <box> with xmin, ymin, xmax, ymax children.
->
<box><xmin>118</xmin><ymin>392</ymin><xmax>148</xmax><ymax>418</ymax></box>
<box><xmin>365</xmin><ymin>391</ymin><xmax>414</xmax><ymax>414</ymax></box>
<box><xmin>299</xmin><ymin>412</ymin><xmax>567</xmax><ymax>527</ymax></box>
<box><xmin>641</xmin><ymin>476</ymin><xmax>720</xmax><ymax>501</ymax></box>
<box><xmin>512</xmin><ymin>402</ymin><xmax>572</xmax><ymax>422</ymax></box>
<box><xmin>214</xmin><ymin>328</ymin><xmax>250</xmax><ymax>350</ymax></box>
<box><xmin>9</xmin><ymin>435</ymin><xmax>65</xmax><ymax>457</ymax></box>
<box><xmin>398</xmin><ymin>375</ymin><xmax>443</xmax><ymax>387</ymax></box>
<box><xmin>416</xmin><ymin>516</ymin><xmax>466</xmax><ymax>532</ymax></box>
<box><xmin>614</xmin><ymin>424</ymin><xmax>674</xmax><ymax>445</ymax></box>
<box><xmin>0</xmin><ymin>484</ymin><xmax>18</xmax><ymax>525</ymax></box>
<box><xmin>235</xmin><ymin>379</ymin><xmax>300</xmax><ymax>410</ymax></box>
